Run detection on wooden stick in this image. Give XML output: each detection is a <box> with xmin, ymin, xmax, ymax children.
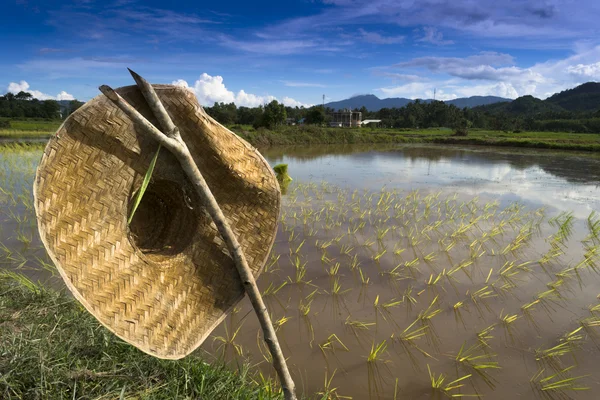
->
<box><xmin>99</xmin><ymin>80</ymin><xmax>298</xmax><ymax>400</ymax></box>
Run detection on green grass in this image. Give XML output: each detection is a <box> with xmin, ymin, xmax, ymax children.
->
<box><xmin>0</xmin><ymin>276</ymin><xmax>284</xmax><ymax>399</ymax></box>
<box><xmin>228</xmin><ymin>125</ymin><xmax>600</xmax><ymax>152</ymax></box>
<box><xmin>3</xmin><ymin>119</ymin><xmax>600</xmax><ymax>151</ymax></box>
<box><xmin>0</xmin><ymin>119</ymin><xmax>61</xmax><ymax>138</ymax></box>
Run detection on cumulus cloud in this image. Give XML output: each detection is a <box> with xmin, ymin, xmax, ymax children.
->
<box><xmin>565</xmin><ymin>62</ymin><xmax>600</xmax><ymax>79</ymax></box>
<box><xmin>6</xmin><ymin>80</ymin><xmax>75</xmax><ymax>100</ymax></box>
<box><xmin>173</xmin><ymin>73</ymin><xmax>312</xmax><ymax>108</ymax></box>
<box><xmin>56</xmin><ymin>91</ymin><xmax>75</xmax><ymax>100</ymax></box>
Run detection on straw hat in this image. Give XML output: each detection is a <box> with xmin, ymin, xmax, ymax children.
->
<box><xmin>33</xmin><ymin>84</ymin><xmax>281</xmax><ymax>359</ymax></box>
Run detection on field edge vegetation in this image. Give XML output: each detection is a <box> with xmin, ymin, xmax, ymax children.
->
<box><xmin>0</xmin><ymin>275</ymin><xmax>288</xmax><ymax>400</ymax></box>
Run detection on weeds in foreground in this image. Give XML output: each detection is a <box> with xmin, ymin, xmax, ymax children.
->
<box><xmin>0</xmin><ymin>277</ymin><xmax>284</xmax><ymax>399</ymax></box>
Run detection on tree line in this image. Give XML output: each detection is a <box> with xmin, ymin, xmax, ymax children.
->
<box><xmin>4</xmin><ymin>89</ymin><xmax>600</xmax><ymax>134</ymax></box>
<box><xmin>205</xmin><ymin>97</ymin><xmax>600</xmax><ymax>133</ymax></box>
<box><xmin>0</xmin><ymin>91</ymin><xmax>84</xmax><ymax>119</ymax></box>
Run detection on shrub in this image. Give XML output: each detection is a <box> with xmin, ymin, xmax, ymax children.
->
<box><xmin>452</xmin><ymin>127</ymin><xmax>469</xmax><ymax>136</ymax></box>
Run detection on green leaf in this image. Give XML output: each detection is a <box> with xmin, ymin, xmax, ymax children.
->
<box><xmin>128</xmin><ymin>144</ymin><xmax>161</xmax><ymax>225</ymax></box>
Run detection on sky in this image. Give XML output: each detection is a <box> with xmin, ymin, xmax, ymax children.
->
<box><xmin>2</xmin><ymin>0</ymin><xmax>600</xmax><ymax>107</ymax></box>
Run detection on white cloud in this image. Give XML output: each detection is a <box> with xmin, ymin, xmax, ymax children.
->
<box><xmin>6</xmin><ymin>80</ymin><xmax>75</xmax><ymax>101</ymax></box>
<box><xmin>565</xmin><ymin>62</ymin><xmax>600</xmax><ymax>79</ymax></box>
<box><xmin>451</xmin><ymin>82</ymin><xmax>520</xmax><ymax>99</ymax></box>
<box><xmin>173</xmin><ymin>73</ymin><xmax>312</xmax><ymax>108</ymax></box>
<box><xmin>56</xmin><ymin>91</ymin><xmax>75</xmax><ymax>100</ymax></box>
<box><xmin>385</xmin><ymin>45</ymin><xmax>600</xmax><ymax>100</ymax></box>
<box><xmin>281</xmin><ymin>96</ymin><xmax>311</xmax><ymax>108</ymax></box>
<box><xmin>378</xmin><ymin>82</ymin><xmax>440</xmax><ymax>99</ymax></box>
<box><xmin>7</xmin><ymin>81</ymin><xmax>30</xmax><ymax>93</ymax></box>
<box><xmin>377</xmin><ymin>80</ymin><xmax>521</xmax><ymax>100</ymax></box>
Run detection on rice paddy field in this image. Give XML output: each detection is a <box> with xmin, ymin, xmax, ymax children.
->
<box><xmin>2</xmin><ymin>142</ymin><xmax>600</xmax><ymax>399</ymax></box>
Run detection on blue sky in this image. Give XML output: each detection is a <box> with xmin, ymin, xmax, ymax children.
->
<box><xmin>2</xmin><ymin>0</ymin><xmax>600</xmax><ymax>107</ymax></box>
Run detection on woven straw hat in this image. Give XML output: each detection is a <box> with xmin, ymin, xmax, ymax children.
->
<box><xmin>34</xmin><ymin>84</ymin><xmax>281</xmax><ymax>359</ymax></box>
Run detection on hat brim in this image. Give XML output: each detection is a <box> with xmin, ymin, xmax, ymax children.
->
<box><xmin>34</xmin><ymin>84</ymin><xmax>280</xmax><ymax>359</ymax></box>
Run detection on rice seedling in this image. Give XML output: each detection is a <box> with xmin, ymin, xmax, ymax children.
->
<box><xmin>521</xmin><ymin>299</ymin><xmax>542</xmax><ymax>331</ymax></box>
<box><xmin>372</xmin><ymin>248</ymin><xmax>387</xmax><ymax>264</ymax></box>
<box><xmin>535</xmin><ymin>327</ymin><xmax>584</xmax><ymax>372</ymax></box>
<box><xmin>273</xmin><ymin>315</ymin><xmax>292</xmax><ymax>332</ymax></box>
<box><xmin>290</xmin><ymin>239</ymin><xmax>306</xmax><ymax>256</ymax></box>
<box><xmin>452</xmin><ymin>342</ymin><xmax>500</xmax><ymax>389</ymax></box>
<box><xmin>366</xmin><ymin>340</ymin><xmax>392</xmax><ymax>398</ymax></box>
<box><xmin>287</xmin><ymin>255</ymin><xmax>311</xmax><ymax>285</ymax></box>
<box><xmin>404</xmin><ymin>257</ymin><xmax>421</xmax><ymax>278</ymax></box>
<box><xmin>316</xmin><ymin>369</ymin><xmax>352</xmax><ymax>400</ymax></box>
<box><xmin>358</xmin><ymin>267</ymin><xmax>370</xmax><ymax>285</ymax></box>
<box><xmin>530</xmin><ymin>366</ymin><xmax>589</xmax><ymax>398</ymax></box>
<box><xmin>548</xmin><ymin>212</ymin><xmax>575</xmax><ymax>244</ymax></box>
<box><xmin>0</xmin><ymin>270</ymin><xmax>46</xmax><ymax>294</ymax></box>
<box><xmin>584</xmin><ymin>210</ymin><xmax>600</xmax><ymax>245</ymax></box>
<box><xmin>263</xmin><ymin>281</ymin><xmax>288</xmax><ymax>297</ymax></box>
<box><xmin>468</xmin><ymin>285</ymin><xmax>497</xmax><ymax>316</ymax></box>
<box><xmin>579</xmin><ymin>315</ymin><xmax>600</xmax><ymax>343</ymax></box>
<box><xmin>425</xmin><ymin>272</ymin><xmax>445</xmax><ymax>294</ymax></box>
<box><xmin>339</xmin><ymin>244</ymin><xmax>354</xmax><ymax>257</ymax></box>
<box><xmin>448</xmin><ymin>259</ymin><xmax>474</xmax><ymax>280</ymax></box>
<box><xmin>367</xmin><ymin>340</ymin><xmax>389</xmax><ymax>363</ymax></box>
<box><xmin>319</xmin><ymin>334</ymin><xmax>350</xmax><ymax>367</ymax></box>
<box><xmin>264</xmin><ymin>253</ymin><xmax>281</xmax><ymax>274</ymax></box>
<box><xmin>589</xmin><ymin>302</ymin><xmax>600</xmax><ymax>317</ymax></box>
<box><xmin>417</xmin><ymin>295</ymin><xmax>442</xmax><ymax>350</ymax></box>
<box><xmin>453</xmin><ymin>301</ymin><xmax>468</xmax><ymax>330</ymax></box>
<box><xmin>427</xmin><ymin>365</ymin><xmax>477</xmax><ymax>399</ymax></box>
<box><xmin>496</xmin><ymin>260</ymin><xmax>532</xmax><ymax>290</ymax></box>
<box><xmin>498</xmin><ymin>310</ymin><xmax>520</xmax><ymax>344</ymax></box>
<box><xmin>213</xmin><ymin>318</ymin><xmax>245</xmax><ymax>360</ymax></box>
<box><xmin>326</xmin><ymin>262</ymin><xmax>342</xmax><ymax>278</ymax></box>
<box><xmin>476</xmin><ymin>324</ymin><xmax>496</xmax><ymax>350</ymax></box>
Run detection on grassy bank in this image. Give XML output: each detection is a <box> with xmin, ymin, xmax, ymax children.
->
<box><xmin>230</xmin><ymin>125</ymin><xmax>600</xmax><ymax>152</ymax></box>
<box><xmin>0</xmin><ymin>275</ymin><xmax>285</xmax><ymax>399</ymax></box>
<box><xmin>3</xmin><ymin>118</ymin><xmax>600</xmax><ymax>152</ymax></box>
<box><xmin>0</xmin><ymin>119</ymin><xmax>61</xmax><ymax>138</ymax></box>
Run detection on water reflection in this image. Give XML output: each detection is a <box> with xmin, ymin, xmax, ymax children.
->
<box><xmin>263</xmin><ymin>144</ymin><xmax>600</xmax><ymax>219</ymax></box>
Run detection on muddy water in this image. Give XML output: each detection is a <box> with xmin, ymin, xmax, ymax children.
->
<box><xmin>2</xmin><ymin>143</ymin><xmax>600</xmax><ymax>399</ymax></box>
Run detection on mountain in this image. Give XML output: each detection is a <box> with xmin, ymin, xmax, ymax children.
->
<box><xmin>473</xmin><ymin>95</ymin><xmax>566</xmax><ymax>116</ymax></box>
<box><xmin>545</xmin><ymin>82</ymin><xmax>600</xmax><ymax>112</ymax></box>
<box><xmin>325</xmin><ymin>95</ymin><xmax>412</xmax><ymax>111</ymax></box>
<box><xmin>325</xmin><ymin>94</ymin><xmax>511</xmax><ymax>111</ymax></box>
<box><xmin>445</xmin><ymin>96</ymin><xmax>510</xmax><ymax>108</ymax></box>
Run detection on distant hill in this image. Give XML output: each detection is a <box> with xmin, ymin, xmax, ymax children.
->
<box><xmin>545</xmin><ymin>82</ymin><xmax>600</xmax><ymax>112</ymax></box>
<box><xmin>325</xmin><ymin>95</ymin><xmax>412</xmax><ymax>111</ymax></box>
<box><xmin>446</xmin><ymin>96</ymin><xmax>510</xmax><ymax>108</ymax></box>
<box><xmin>325</xmin><ymin>94</ymin><xmax>511</xmax><ymax>111</ymax></box>
<box><xmin>474</xmin><ymin>95</ymin><xmax>566</xmax><ymax>116</ymax></box>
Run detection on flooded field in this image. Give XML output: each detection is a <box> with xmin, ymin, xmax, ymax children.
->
<box><xmin>2</xmin><ymin>143</ymin><xmax>600</xmax><ymax>399</ymax></box>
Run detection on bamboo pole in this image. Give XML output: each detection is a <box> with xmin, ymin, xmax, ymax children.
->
<box><xmin>98</xmin><ymin>76</ymin><xmax>297</xmax><ymax>400</ymax></box>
